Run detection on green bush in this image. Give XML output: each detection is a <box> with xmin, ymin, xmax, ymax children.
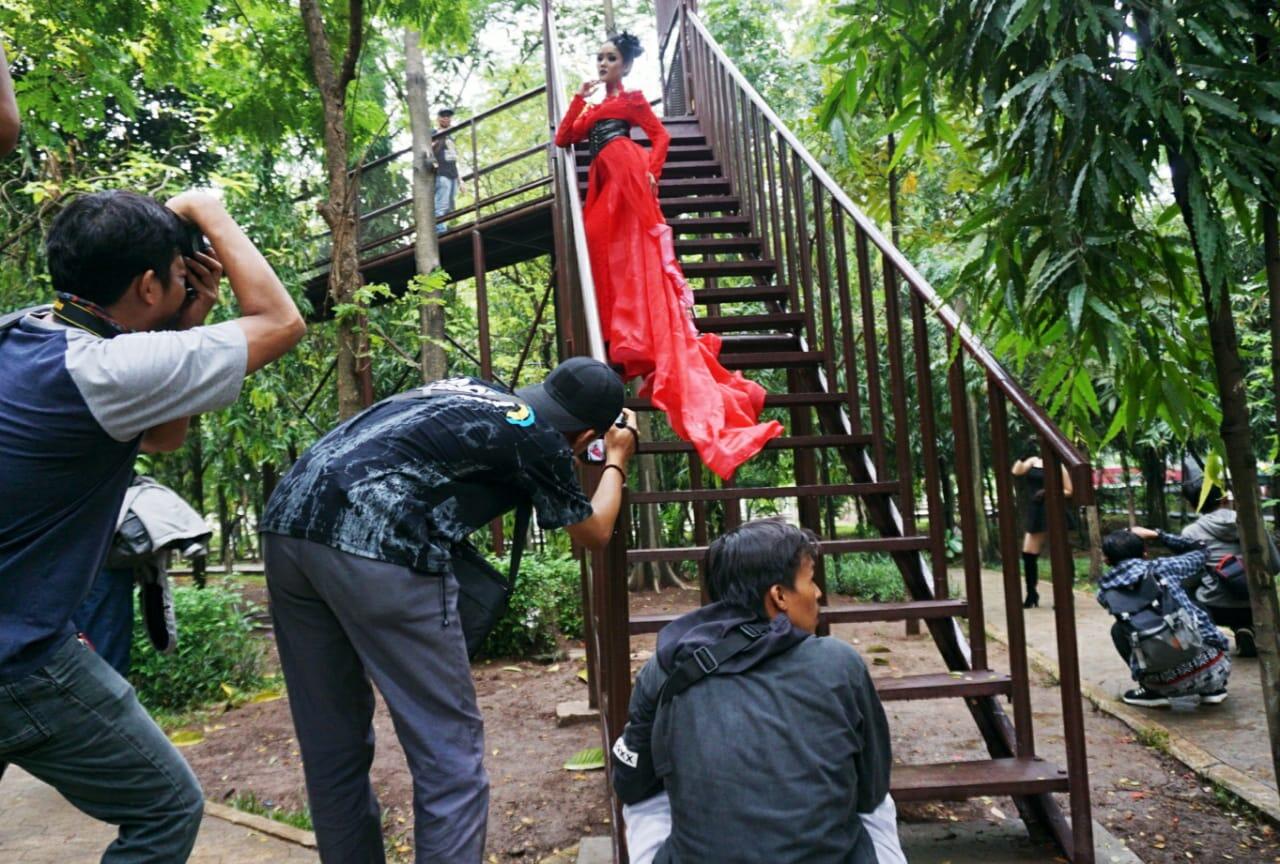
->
<box><xmin>480</xmin><ymin>550</ymin><xmax>583</xmax><ymax>659</ymax></box>
<box><xmin>130</xmin><ymin>584</ymin><xmax>267</xmax><ymax>713</ymax></box>
<box><xmin>826</xmin><ymin>554</ymin><xmax>907</xmax><ymax>602</ymax></box>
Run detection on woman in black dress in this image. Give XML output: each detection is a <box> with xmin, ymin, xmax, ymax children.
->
<box><xmin>1011</xmin><ymin>448</ymin><xmax>1073</xmax><ymax>607</ymax></box>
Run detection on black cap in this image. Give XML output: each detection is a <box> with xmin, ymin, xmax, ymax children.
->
<box><xmin>516</xmin><ymin>357</ymin><xmax>624</xmax><ymax>435</ymax></box>
<box><xmin>437</xmin><ymin>107</ymin><xmax>455</xmax><ymax>117</ymax></box>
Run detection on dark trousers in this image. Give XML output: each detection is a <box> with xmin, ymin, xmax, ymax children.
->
<box><xmin>0</xmin><ymin>635</ymin><xmax>204</xmax><ymax>862</ymax></box>
<box><xmin>74</xmin><ymin>566</ymin><xmax>136</xmax><ymax>677</ymax></box>
<box><xmin>263</xmin><ymin>533</ymin><xmax>488</xmax><ymax>864</ymax></box>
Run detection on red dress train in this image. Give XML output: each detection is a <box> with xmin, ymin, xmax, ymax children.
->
<box><xmin>556</xmin><ymin>88</ymin><xmax>782</xmax><ymax>480</ymax></box>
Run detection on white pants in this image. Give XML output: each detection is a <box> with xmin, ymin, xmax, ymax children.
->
<box><xmin>623</xmin><ymin>790</ymin><xmax>907</xmax><ymax>864</ymax></box>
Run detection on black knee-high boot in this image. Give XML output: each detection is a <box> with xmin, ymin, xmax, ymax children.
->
<box><xmin>1022</xmin><ymin>552</ymin><xmax>1040</xmax><ymax>608</ymax></box>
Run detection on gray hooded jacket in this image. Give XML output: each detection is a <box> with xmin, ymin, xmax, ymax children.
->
<box><xmin>1181</xmin><ymin>509</ymin><xmax>1280</xmax><ymax>608</ymax></box>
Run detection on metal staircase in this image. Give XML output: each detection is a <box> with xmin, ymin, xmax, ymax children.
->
<box><xmin>313</xmin><ymin>2</ymin><xmax>1097</xmax><ymax>860</ymax></box>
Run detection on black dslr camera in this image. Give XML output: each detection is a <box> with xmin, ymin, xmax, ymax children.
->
<box><xmin>177</xmin><ymin>218</ymin><xmax>211</xmax><ymax>305</ymax></box>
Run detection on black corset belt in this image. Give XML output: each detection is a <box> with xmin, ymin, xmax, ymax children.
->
<box><xmin>589</xmin><ymin>119</ymin><xmax>631</xmax><ymax>157</ymax></box>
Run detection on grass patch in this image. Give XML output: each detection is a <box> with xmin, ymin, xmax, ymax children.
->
<box><xmin>227</xmin><ymin>791</ymin><xmax>313</xmax><ymax>831</ymax></box>
<box><xmin>826</xmin><ymin>554</ymin><xmax>907</xmax><ymax>602</ymax></box>
<box><xmin>1134</xmin><ymin>725</ymin><xmax>1170</xmax><ymax>753</ymax></box>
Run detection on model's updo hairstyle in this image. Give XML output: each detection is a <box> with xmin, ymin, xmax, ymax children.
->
<box><xmin>608</xmin><ymin>31</ymin><xmax>644</xmax><ymax>70</ymax></box>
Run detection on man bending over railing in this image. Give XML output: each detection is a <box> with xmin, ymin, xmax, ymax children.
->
<box><xmin>610</xmin><ymin>519</ymin><xmax>906</xmax><ymax>864</ymax></box>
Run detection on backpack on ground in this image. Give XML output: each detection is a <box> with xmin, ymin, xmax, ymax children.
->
<box><xmin>1099</xmin><ymin>565</ymin><xmax>1204</xmax><ymax>674</ymax></box>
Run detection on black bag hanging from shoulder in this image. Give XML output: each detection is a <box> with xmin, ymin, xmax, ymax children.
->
<box><xmin>452</xmin><ymin>499</ymin><xmax>533</xmax><ymax>659</ymax></box>
<box><xmin>1099</xmin><ymin>564</ymin><xmax>1204</xmax><ymax>674</ymax></box>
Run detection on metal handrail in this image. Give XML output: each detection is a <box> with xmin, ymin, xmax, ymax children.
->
<box><xmin>542</xmin><ymin>2</ymin><xmax>607</xmax><ymax>362</ymax></box>
<box><xmin>682</xmin><ymin>8</ymin><xmax>1092</xmax><ymax>498</ymax></box>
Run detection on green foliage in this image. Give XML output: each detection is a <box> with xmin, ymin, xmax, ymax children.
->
<box><xmin>825</xmin><ymin>554</ymin><xmax>906</xmax><ymax>602</ymax></box>
<box><xmin>820</xmin><ymin>0</ymin><xmax>1279</xmax><ymax>464</ymax></box>
<box><xmin>129</xmin><ymin>585</ymin><xmax>266</xmax><ymax>713</ymax></box>
<box><xmin>479</xmin><ymin>550</ymin><xmax>583</xmax><ymax>659</ymax></box>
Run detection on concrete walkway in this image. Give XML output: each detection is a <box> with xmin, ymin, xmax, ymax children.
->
<box><xmin>0</xmin><ymin>765</ymin><xmax>318</xmax><ymax>863</ymax></box>
<box><xmin>977</xmin><ymin>566</ymin><xmax>1280</xmax><ymax>821</ymax></box>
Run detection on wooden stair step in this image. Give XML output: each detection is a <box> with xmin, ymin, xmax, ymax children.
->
<box><xmin>675</xmin><ymin>236</ymin><xmax>764</xmax><ymax>254</ymax></box>
<box><xmin>668</xmin><ymin>215</ymin><xmax>753</xmax><ymax>235</ymax></box>
<box><xmin>693</xmin><ymin>312</ymin><xmax>805</xmax><ymax>332</ymax></box>
<box><xmin>629</xmin><ymin>597</ymin><xmax>962</xmax><ymax>634</ymax></box>
<box><xmin>630</xmin><ymin>481</ymin><xmax>896</xmax><ymax>505</ymax></box>
<box><xmin>579</xmin><ymin>177</ymin><xmax>730</xmax><ymax>197</ymax></box>
<box><xmin>717</xmin><ymin>333</ymin><xmax>799</xmax><ymax>353</ymax></box>
<box><xmin>628</xmin><ymin>535</ymin><xmax>928</xmax><ymax>564</ymax></box>
<box><xmin>661</xmin><ymin>195</ymin><xmax>740</xmax><ymax>215</ymax></box>
<box><xmin>874</xmin><ymin>670</ymin><xmax>1013</xmax><ymax>702</ymax></box>
<box><xmin>891</xmin><ymin>758</ymin><xmax>1069</xmax><ymax>802</ymax></box>
<box><xmin>626</xmin><ymin>390</ymin><xmax>846</xmax><ymax>411</ymax></box>
<box><xmin>691</xmin><ymin>284</ymin><xmax>788</xmax><ymax>304</ymax></box>
<box><xmin>719</xmin><ymin>350</ymin><xmax>824</xmax><ymax>369</ymax></box>
<box><xmin>637</xmin><ymin>433</ymin><xmax>872</xmax><ymax>455</ymax></box>
<box><xmin>635</xmin><ymin>129</ymin><xmax>706</xmax><ymax>147</ymax></box>
<box><xmin>681</xmin><ymin>259</ymin><xmax>777</xmax><ymax>278</ymax></box>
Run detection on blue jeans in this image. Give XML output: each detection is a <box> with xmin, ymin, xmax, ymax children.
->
<box><xmin>434</xmin><ymin>175</ymin><xmax>457</xmax><ymax>235</ymax></box>
<box><xmin>74</xmin><ymin>566</ymin><xmax>136</xmax><ymax>677</ymax></box>
<box><xmin>0</xmin><ymin>635</ymin><xmax>204</xmax><ymax>862</ymax></box>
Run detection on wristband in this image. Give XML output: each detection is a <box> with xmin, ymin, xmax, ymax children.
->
<box><xmin>603</xmin><ymin>463</ymin><xmax>628</xmax><ymax>484</ymax></box>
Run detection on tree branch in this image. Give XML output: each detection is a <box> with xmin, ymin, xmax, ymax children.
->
<box><xmin>339</xmin><ymin>0</ymin><xmax>365</xmax><ymax>90</ymax></box>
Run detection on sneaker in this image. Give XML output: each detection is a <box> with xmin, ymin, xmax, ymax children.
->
<box><xmin>1122</xmin><ymin>687</ymin><xmax>1171</xmax><ymax>708</ymax></box>
<box><xmin>1235</xmin><ymin>628</ymin><xmax>1257</xmax><ymax>658</ymax></box>
<box><xmin>1200</xmin><ymin>689</ymin><xmax>1229</xmax><ymax>705</ymax></box>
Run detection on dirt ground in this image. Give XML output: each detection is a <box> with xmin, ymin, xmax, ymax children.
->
<box><xmin>178</xmin><ymin>581</ymin><xmax>1280</xmax><ymax>863</ymax></box>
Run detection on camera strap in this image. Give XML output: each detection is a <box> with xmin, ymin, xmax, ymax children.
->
<box><xmin>52</xmin><ymin>293</ymin><xmax>130</xmax><ymax>340</ymax></box>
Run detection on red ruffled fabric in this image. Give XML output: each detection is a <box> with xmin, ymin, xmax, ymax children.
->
<box><xmin>557</xmin><ymin>89</ymin><xmax>782</xmax><ymax>480</ymax></box>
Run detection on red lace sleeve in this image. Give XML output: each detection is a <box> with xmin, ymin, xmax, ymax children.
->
<box><xmin>555</xmin><ymin>94</ymin><xmax>591</xmax><ymax>147</ymax></box>
<box><xmin>629</xmin><ymin>93</ymin><xmax>670</xmax><ymax>179</ymax></box>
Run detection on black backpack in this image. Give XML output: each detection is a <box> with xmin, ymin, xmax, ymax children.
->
<box><xmin>1099</xmin><ymin>564</ymin><xmax>1204</xmax><ymax>674</ymax></box>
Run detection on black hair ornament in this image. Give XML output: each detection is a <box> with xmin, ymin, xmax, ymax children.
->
<box><xmin>608</xmin><ymin>31</ymin><xmax>644</xmax><ymax>63</ymax></box>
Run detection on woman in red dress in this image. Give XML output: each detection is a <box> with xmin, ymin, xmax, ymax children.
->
<box><xmin>555</xmin><ymin>32</ymin><xmax>782</xmax><ymax>481</ymax></box>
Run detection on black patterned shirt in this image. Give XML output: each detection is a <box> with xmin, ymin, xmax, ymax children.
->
<box><xmin>261</xmin><ymin>377</ymin><xmax>592</xmax><ymax>573</ymax></box>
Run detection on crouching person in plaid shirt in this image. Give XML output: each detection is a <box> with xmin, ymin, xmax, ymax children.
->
<box><xmin>1100</xmin><ymin>527</ymin><xmax>1230</xmax><ymax>708</ymax></box>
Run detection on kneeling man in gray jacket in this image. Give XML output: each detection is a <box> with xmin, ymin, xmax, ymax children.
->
<box><xmin>610</xmin><ymin>518</ymin><xmax>904</xmax><ymax>864</ymax></box>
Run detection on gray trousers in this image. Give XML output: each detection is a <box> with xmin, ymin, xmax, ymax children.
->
<box><xmin>0</xmin><ymin>634</ymin><xmax>204</xmax><ymax>862</ymax></box>
<box><xmin>263</xmin><ymin>533</ymin><xmax>488</xmax><ymax>864</ymax></box>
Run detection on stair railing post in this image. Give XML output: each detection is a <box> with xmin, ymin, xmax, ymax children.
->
<box><xmin>988</xmin><ymin>381</ymin><xmax>1035</xmax><ymax>757</ymax></box>
<box><xmin>909</xmin><ymin>290</ymin><xmax>948</xmax><ymax>598</ymax></box>
<box><xmin>853</xmin><ymin>229</ymin><xmax>888</xmax><ymax>477</ymax></box>
<box><xmin>946</xmin><ymin>339</ymin><xmax>986</xmax><ymax>670</ymax></box>
<box><xmin>1040</xmin><ymin>442</ymin><xmax>1094</xmax><ymax>863</ymax></box>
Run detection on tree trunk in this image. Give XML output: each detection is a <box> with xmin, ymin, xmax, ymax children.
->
<box><xmin>1265</xmin><ymin>201</ymin><xmax>1280</xmax><ymax>531</ymax></box>
<box><xmin>1121</xmin><ymin>446</ymin><xmax>1136</xmax><ymax>526</ymax></box>
<box><xmin>1169</xmin><ymin>144</ymin><xmax>1280</xmax><ymax>794</ymax></box>
<box><xmin>188</xmin><ymin>415</ymin><xmax>207</xmax><ymax>588</ymax></box>
<box><xmin>405</xmin><ymin>29</ymin><xmax>448</xmax><ymax>382</ymax></box>
<box><xmin>299</xmin><ymin>0</ymin><xmax>368</xmax><ymax>420</ymax></box>
<box><xmin>1084</xmin><ymin>504</ymin><xmax>1103</xmax><ymax>581</ymax></box>
<box><xmin>1138</xmin><ymin>444</ymin><xmax>1167</xmax><ymax>530</ymax></box>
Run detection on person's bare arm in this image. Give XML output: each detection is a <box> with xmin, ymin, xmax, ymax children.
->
<box><xmin>1011</xmin><ymin>457</ymin><xmax>1036</xmax><ymax>477</ymax></box>
<box><xmin>166</xmin><ymin>191</ymin><xmax>305</xmax><ymax>374</ymax></box>
<box><xmin>1061</xmin><ymin>465</ymin><xmax>1074</xmax><ymax>498</ymax></box>
<box><xmin>140</xmin><ymin>418</ymin><xmax>190</xmax><ymax>453</ymax></box>
<box><xmin>0</xmin><ymin>43</ymin><xmax>19</xmax><ymax>156</ymax></box>
<box><xmin>566</xmin><ymin>411</ymin><xmax>638</xmax><ymax>549</ymax></box>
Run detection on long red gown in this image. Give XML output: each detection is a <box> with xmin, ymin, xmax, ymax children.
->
<box><xmin>556</xmin><ymin>88</ymin><xmax>782</xmax><ymax>480</ymax></box>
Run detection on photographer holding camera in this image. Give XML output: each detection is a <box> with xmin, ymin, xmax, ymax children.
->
<box><xmin>0</xmin><ymin>189</ymin><xmax>304</xmax><ymax>863</ymax></box>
